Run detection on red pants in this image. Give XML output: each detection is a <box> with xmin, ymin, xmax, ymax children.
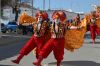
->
<box><xmin>90</xmin><ymin>25</ymin><xmax>96</xmax><ymax>41</ymax></box>
<box><xmin>39</xmin><ymin>38</ymin><xmax>65</xmax><ymax>61</ymax></box>
<box><xmin>90</xmin><ymin>25</ymin><xmax>100</xmax><ymax>41</ymax></box>
<box><xmin>20</xmin><ymin>35</ymin><xmax>46</xmax><ymax>58</ymax></box>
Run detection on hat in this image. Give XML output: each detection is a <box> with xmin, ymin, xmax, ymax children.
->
<box><xmin>35</xmin><ymin>11</ymin><xmax>48</xmax><ymax>21</ymax></box>
<box><xmin>52</xmin><ymin>11</ymin><xmax>67</xmax><ymax>22</ymax></box>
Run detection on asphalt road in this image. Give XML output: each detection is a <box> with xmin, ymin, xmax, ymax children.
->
<box><xmin>0</xmin><ymin>34</ymin><xmax>100</xmax><ymax>66</ymax></box>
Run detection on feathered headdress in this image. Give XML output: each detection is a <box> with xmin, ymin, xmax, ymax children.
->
<box><xmin>52</xmin><ymin>11</ymin><xmax>67</xmax><ymax>23</ymax></box>
<box><xmin>35</xmin><ymin>11</ymin><xmax>48</xmax><ymax>21</ymax></box>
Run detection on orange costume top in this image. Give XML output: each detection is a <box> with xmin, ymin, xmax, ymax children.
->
<box><xmin>18</xmin><ymin>11</ymin><xmax>36</xmax><ymax>25</ymax></box>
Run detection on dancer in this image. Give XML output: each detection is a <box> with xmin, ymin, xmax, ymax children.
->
<box><xmin>11</xmin><ymin>11</ymin><xmax>50</xmax><ymax>64</ymax></box>
<box><xmin>87</xmin><ymin>6</ymin><xmax>100</xmax><ymax>44</ymax></box>
<box><xmin>33</xmin><ymin>11</ymin><xmax>79</xmax><ymax>66</ymax></box>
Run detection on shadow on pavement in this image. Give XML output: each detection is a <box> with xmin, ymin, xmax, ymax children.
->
<box><xmin>49</xmin><ymin>61</ymin><xmax>100</xmax><ymax>66</ymax></box>
<box><xmin>85</xmin><ymin>42</ymin><xmax>100</xmax><ymax>44</ymax></box>
<box><xmin>0</xmin><ymin>65</ymin><xmax>14</xmax><ymax>66</ymax></box>
<box><xmin>89</xmin><ymin>42</ymin><xmax>100</xmax><ymax>44</ymax></box>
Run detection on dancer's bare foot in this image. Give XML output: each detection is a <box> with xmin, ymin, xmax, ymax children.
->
<box><xmin>33</xmin><ymin>61</ymin><xmax>39</xmax><ymax>65</ymax></box>
<box><xmin>33</xmin><ymin>60</ymin><xmax>42</xmax><ymax>66</ymax></box>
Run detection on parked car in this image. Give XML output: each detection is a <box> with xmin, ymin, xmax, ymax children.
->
<box><xmin>6</xmin><ymin>21</ymin><xmax>17</xmax><ymax>32</ymax></box>
<box><xmin>27</xmin><ymin>25</ymin><xmax>34</xmax><ymax>33</ymax></box>
<box><xmin>17</xmin><ymin>24</ymin><xmax>34</xmax><ymax>34</ymax></box>
<box><xmin>1</xmin><ymin>23</ymin><xmax>7</xmax><ymax>33</ymax></box>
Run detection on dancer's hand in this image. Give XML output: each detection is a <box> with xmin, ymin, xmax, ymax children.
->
<box><xmin>70</xmin><ymin>26</ymin><xmax>77</xmax><ymax>29</ymax></box>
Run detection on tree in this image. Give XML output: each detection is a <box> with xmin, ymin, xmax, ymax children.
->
<box><xmin>1</xmin><ymin>0</ymin><xmax>19</xmax><ymax>8</ymax></box>
<box><xmin>1</xmin><ymin>0</ymin><xmax>20</xmax><ymax>18</ymax></box>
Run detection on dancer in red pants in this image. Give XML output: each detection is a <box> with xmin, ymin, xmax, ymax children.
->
<box><xmin>33</xmin><ymin>10</ymin><xmax>79</xmax><ymax>66</ymax></box>
<box><xmin>11</xmin><ymin>11</ymin><xmax>50</xmax><ymax>64</ymax></box>
<box><xmin>90</xmin><ymin>10</ymin><xmax>100</xmax><ymax>44</ymax></box>
<box><xmin>33</xmin><ymin>11</ymin><xmax>67</xmax><ymax>66</ymax></box>
<box><xmin>89</xmin><ymin>11</ymin><xmax>96</xmax><ymax>44</ymax></box>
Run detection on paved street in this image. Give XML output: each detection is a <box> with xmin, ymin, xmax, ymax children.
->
<box><xmin>0</xmin><ymin>34</ymin><xmax>100</xmax><ymax>66</ymax></box>
<box><xmin>1</xmin><ymin>0</ymin><xmax>100</xmax><ymax>66</ymax></box>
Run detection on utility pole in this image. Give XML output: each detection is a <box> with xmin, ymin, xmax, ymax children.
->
<box><xmin>20</xmin><ymin>0</ymin><xmax>21</xmax><ymax>3</ymax></box>
<box><xmin>32</xmin><ymin>0</ymin><xmax>34</xmax><ymax>16</ymax></box>
<box><xmin>49</xmin><ymin>0</ymin><xmax>50</xmax><ymax>10</ymax></box>
<box><xmin>43</xmin><ymin>0</ymin><xmax>45</xmax><ymax>10</ymax></box>
<box><xmin>70</xmin><ymin>0</ymin><xmax>73</xmax><ymax>10</ymax></box>
<box><xmin>0</xmin><ymin>0</ymin><xmax>2</xmax><ymax>38</ymax></box>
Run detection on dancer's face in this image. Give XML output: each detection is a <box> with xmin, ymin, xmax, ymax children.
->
<box><xmin>54</xmin><ymin>18</ymin><xmax>60</xmax><ymax>24</ymax></box>
<box><xmin>38</xmin><ymin>16</ymin><xmax>42</xmax><ymax>22</ymax></box>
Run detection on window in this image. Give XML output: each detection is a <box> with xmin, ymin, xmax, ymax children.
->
<box><xmin>8</xmin><ymin>22</ymin><xmax>17</xmax><ymax>25</ymax></box>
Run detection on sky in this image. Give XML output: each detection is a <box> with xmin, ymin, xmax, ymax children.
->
<box><xmin>21</xmin><ymin>0</ymin><xmax>100</xmax><ymax>13</ymax></box>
